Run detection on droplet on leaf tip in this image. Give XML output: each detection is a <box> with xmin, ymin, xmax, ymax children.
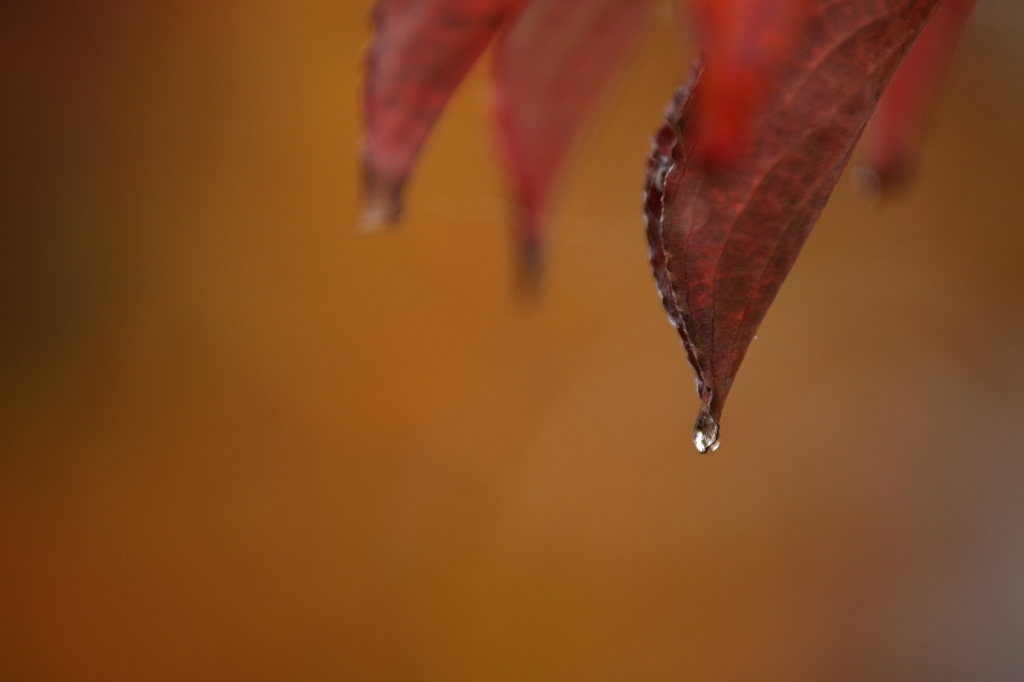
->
<box><xmin>693</xmin><ymin>405</ymin><xmax>720</xmax><ymax>454</ymax></box>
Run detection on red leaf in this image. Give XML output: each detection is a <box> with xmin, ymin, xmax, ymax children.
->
<box><xmin>646</xmin><ymin>0</ymin><xmax>944</xmax><ymax>452</ymax></box>
<box><xmin>362</xmin><ymin>0</ymin><xmax>655</xmax><ymax>289</ymax></box>
<box><xmin>860</xmin><ymin>0</ymin><xmax>977</xmax><ymax>191</ymax></box>
<box><xmin>683</xmin><ymin>0</ymin><xmax>813</xmax><ymax>169</ymax></box>
<box><xmin>361</xmin><ymin>0</ymin><xmax>520</xmax><ymax>228</ymax></box>
<box><xmin>491</xmin><ymin>0</ymin><xmax>656</xmax><ymax>287</ymax></box>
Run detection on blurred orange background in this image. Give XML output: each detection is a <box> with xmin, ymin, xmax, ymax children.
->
<box><xmin>3</xmin><ymin>2</ymin><xmax>1024</xmax><ymax>679</ymax></box>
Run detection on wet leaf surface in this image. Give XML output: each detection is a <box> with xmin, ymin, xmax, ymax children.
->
<box><xmin>646</xmin><ymin>0</ymin><xmax>945</xmax><ymax>451</ymax></box>
<box><xmin>363</xmin><ymin>0</ymin><xmax>980</xmax><ymax>452</ymax></box>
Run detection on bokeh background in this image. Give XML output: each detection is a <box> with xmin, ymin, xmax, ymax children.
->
<box><xmin>3</xmin><ymin>1</ymin><xmax>1024</xmax><ymax>679</ymax></box>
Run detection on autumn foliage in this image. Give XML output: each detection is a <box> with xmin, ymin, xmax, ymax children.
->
<box><xmin>361</xmin><ymin>0</ymin><xmax>975</xmax><ymax>451</ymax></box>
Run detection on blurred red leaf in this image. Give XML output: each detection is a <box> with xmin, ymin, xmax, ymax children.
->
<box><xmin>646</xmin><ymin>0</ymin><xmax>945</xmax><ymax>452</ymax></box>
<box><xmin>860</xmin><ymin>0</ymin><xmax>977</xmax><ymax>192</ymax></box>
<box><xmin>491</xmin><ymin>0</ymin><xmax>656</xmax><ymax>287</ymax></box>
<box><xmin>362</xmin><ymin>0</ymin><xmax>652</xmax><ymax>284</ymax></box>
<box><xmin>361</xmin><ymin>0</ymin><xmax>521</xmax><ymax>227</ymax></box>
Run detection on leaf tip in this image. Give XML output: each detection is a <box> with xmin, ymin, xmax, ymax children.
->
<box><xmin>359</xmin><ymin>163</ymin><xmax>405</xmax><ymax>232</ymax></box>
<box><xmin>514</xmin><ymin>231</ymin><xmax>547</xmax><ymax>303</ymax></box>
<box><xmin>850</xmin><ymin>162</ymin><xmax>914</xmax><ymax>208</ymax></box>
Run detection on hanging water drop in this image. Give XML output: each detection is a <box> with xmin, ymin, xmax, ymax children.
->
<box><xmin>693</xmin><ymin>405</ymin><xmax>720</xmax><ymax>453</ymax></box>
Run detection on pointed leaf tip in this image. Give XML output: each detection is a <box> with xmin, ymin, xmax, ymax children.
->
<box><xmin>359</xmin><ymin>163</ymin><xmax>404</xmax><ymax>232</ymax></box>
<box><xmin>515</xmin><ymin>232</ymin><xmax>547</xmax><ymax>302</ymax></box>
<box><xmin>362</xmin><ymin>0</ymin><xmax>517</xmax><ymax>224</ymax></box>
<box><xmin>650</xmin><ymin>0</ymin><xmax>945</xmax><ymax>452</ymax></box>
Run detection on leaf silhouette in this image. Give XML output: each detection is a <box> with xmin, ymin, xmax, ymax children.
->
<box><xmin>646</xmin><ymin>0</ymin><xmax>945</xmax><ymax>452</ymax></box>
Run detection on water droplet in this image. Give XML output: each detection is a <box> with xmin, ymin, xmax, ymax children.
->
<box><xmin>652</xmin><ymin>155</ymin><xmax>673</xmax><ymax>193</ymax></box>
<box><xmin>693</xmin><ymin>406</ymin><xmax>720</xmax><ymax>454</ymax></box>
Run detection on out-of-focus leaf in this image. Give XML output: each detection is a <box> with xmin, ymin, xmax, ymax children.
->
<box><xmin>361</xmin><ymin>0</ymin><xmax>520</xmax><ymax>228</ymax></box>
<box><xmin>646</xmin><ymin>0</ymin><xmax>944</xmax><ymax>452</ymax></box>
<box><xmin>490</xmin><ymin>0</ymin><xmax>656</xmax><ymax>287</ymax></box>
<box><xmin>860</xmin><ymin>0</ymin><xmax>977</xmax><ymax>192</ymax></box>
<box><xmin>682</xmin><ymin>0</ymin><xmax>813</xmax><ymax>169</ymax></box>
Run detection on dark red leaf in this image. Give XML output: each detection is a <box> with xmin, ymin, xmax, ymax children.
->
<box><xmin>646</xmin><ymin>0</ymin><xmax>944</xmax><ymax>452</ymax></box>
